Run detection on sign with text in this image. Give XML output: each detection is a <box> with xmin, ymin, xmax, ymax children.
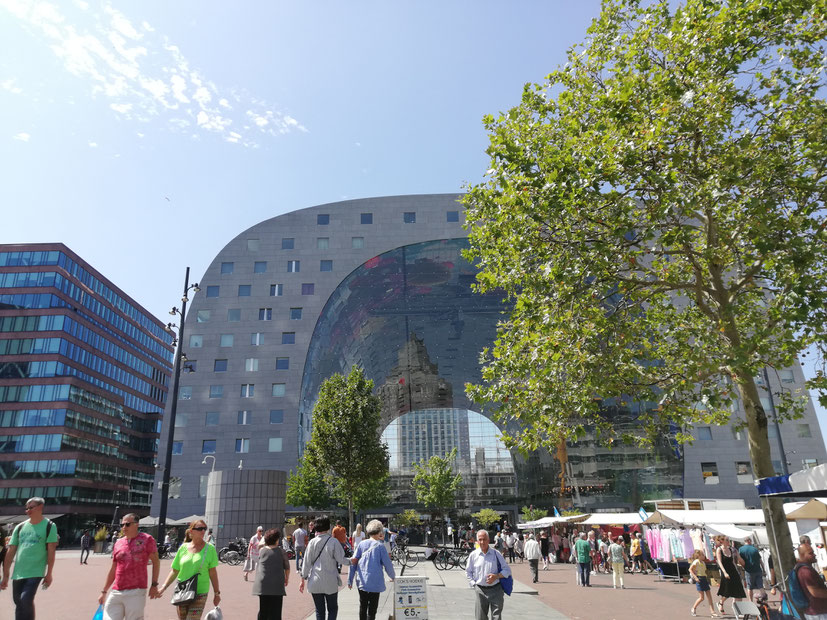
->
<box><xmin>393</xmin><ymin>575</ymin><xmax>428</xmax><ymax>619</ymax></box>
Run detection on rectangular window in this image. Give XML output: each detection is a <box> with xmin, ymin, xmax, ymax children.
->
<box><xmin>772</xmin><ymin>460</ymin><xmax>784</xmax><ymax>475</ymax></box>
<box><xmin>760</xmin><ymin>396</ymin><xmax>772</xmax><ymax>411</ymax></box>
<box><xmin>287</xmin><ymin>261</ymin><xmax>300</xmax><ymax>273</ymax></box>
<box><xmin>701</xmin><ymin>462</ymin><xmax>719</xmax><ymax>485</ymax></box>
<box><xmin>696</xmin><ymin>426</ymin><xmax>712</xmax><ymax>440</ymax></box>
<box><xmin>317</xmin><ymin>238</ymin><xmax>329</xmax><ymax>250</ymax></box>
<box><xmin>282</xmin><ymin>332</ymin><xmax>295</xmax><ymax>345</ymax></box>
<box><xmin>209</xmin><ymin>385</ymin><xmax>223</xmax><ymax>399</ymax></box>
<box><xmin>352</xmin><ymin>237</ymin><xmax>364</xmax><ymax>249</ymax></box>
<box><xmin>798</xmin><ymin>424</ymin><xmax>813</xmax><ymax>438</ymax></box>
<box><xmin>240</xmin><ymin>384</ymin><xmax>255</xmax><ymax>398</ymax></box>
<box><xmin>403</xmin><ymin>212</ymin><xmax>416</xmax><ymax>223</ymax></box>
<box><xmin>237</xmin><ymin>410</ymin><xmax>251</xmax><ymax>425</ymax></box>
<box><xmin>205</xmin><ymin>412</ymin><xmax>219</xmax><ymax>426</ymax></box>
<box><xmin>272</xmin><ymin>383</ymin><xmax>285</xmax><ymax>397</ymax></box>
<box><xmin>301</xmin><ymin>283</ymin><xmax>315</xmax><ymax>295</ymax></box>
<box><xmin>220</xmin><ymin>262</ymin><xmax>234</xmax><ymax>274</ymax></box>
<box><xmin>169</xmin><ymin>477</ymin><xmax>182</xmax><ymax>499</ymax></box>
<box><xmin>361</xmin><ymin>213</ymin><xmax>373</xmax><ymax>225</ymax></box>
<box><xmin>206</xmin><ymin>286</ymin><xmax>219</xmax><ymax>298</ymax></box>
<box><xmin>235</xmin><ymin>438</ymin><xmax>250</xmax><ymax>453</ymax></box>
<box><xmin>276</xmin><ymin>358</ymin><xmax>289</xmax><ymax>370</ymax></box>
<box><xmin>251</xmin><ymin>332</ymin><xmax>263</xmax><ymax>346</ymax></box>
<box><xmin>175</xmin><ymin>414</ymin><xmax>188</xmax><ymax>427</ymax></box>
<box><xmin>227</xmin><ymin>308</ymin><xmax>241</xmax><ymax>322</ymax></box>
<box><xmin>254</xmin><ymin>261</ymin><xmax>267</xmax><ymax>273</ymax></box>
<box><xmin>245</xmin><ymin>358</ymin><xmax>259</xmax><ymax>372</ymax></box>
<box><xmin>732</xmin><ymin>426</ymin><xmax>745</xmax><ymax>441</ymax></box>
<box><xmin>247</xmin><ymin>239</ymin><xmax>260</xmax><ymax>252</ymax></box>
<box><xmin>270</xmin><ymin>283</ymin><xmax>283</xmax><ymax>296</ymax></box>
<box><xmin>258</xmin><ymin>308</ymin><xmax>272</xmax><ymax>321</ymax></box>
<box><xmin>189</xmin><ymin>335</ymin><xmax>203</xmax><ymax>348</ymax></box>
<box><xmin>320</xmin><ymin>260</ymin><xmax>333</xmax><ymax>272</ymax></box>
<box><xmin>446</xmin><ymin>210</ymin><xmax>459</xmax><ymax>222</ymax></box>
<box><xmin>804</xmin><ymin>458</ymin><xmax>818</xmax><ymax>469</ymax></box>
<box><xmin>202</xmin><ymin>440</ymin><xmax>216</xmax><ymax>454</ymax></box>
<box><xmin>238</xmin><ymin>284</ymin><xmax>251</xmax><ymax>297</ymax></box>
<box><xmin>269</xmin><ymin>409</ymin><xmax>284</xmax><ymax>424</ymax></box>
<box><xmin>213</xmin><ymin>359</ymin><xmax>228</xmax><ymax>372</ymax></box>
<box><xmin>172</xmin><ymin>441</ymin><xmax>183</xmax><ymax>455</ymax></box>
<box><xmin>768</xmin><ymin>424</ymin><xmax>778</xmax><ymax>439</ymax></box>
<box><xmin>290</xmin><ymin>308</ymin><xmax>302</xmax><ymax>320</ymax></box>
<box><xmin>179</xmin><ymin>386</ymin><xmax>192</xmax><ymax>400</ymax></box>
<box><xmin>317</xmin><ymin>214</ymin><xmax>330</xmax><ymax>225</ymax></box>
<box><xmin>282</xmin><ymin>238</ymin><xmax>294</xmax><ymax>250</ymax></box>
<box><xmin>199</xmin><ymin>475</ymin><xmax>208</xmax><ymax>498</ymax></box>
<box><xmin>735</xmin><ymin>461</ymin><xmax>752</xmax><ymax>484</ymax></box>
<box><xmin>220</xmin><ymin>334</ymin><xmax>234</xmax><ymax>347</ymax></box>
<box><xmin>268</xmin><ymin>437</ymin><xmax>283</xmax><ymax>452</ymax></box>
<box><xmin>196</xmin><ymin>310</ymin><xmax>211</xmax><ymax>323</ymax></box>
<box><xmin>780</xmin><ymin>369</ymin><xmax>795</xmax><ymax>383</ymax></box>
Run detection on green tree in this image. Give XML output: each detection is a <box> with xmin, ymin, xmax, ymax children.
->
<box><xmin>412</xmin><ymin>447</ymin><xmax>463</xmax><ymax>542</ymax></box>
<box><xmin>520</xmin><ymin>505</ymin><xmax>547</xmax><ymax>523</ymax></box>
<box><xmin>471</xmin><ymin>508</ymin><xmax>502</xmax><ymax>531</ymax></box>
<box><xmin>300</xmin><ymin>366</ymin><xmax>390</xmax><ymax>532</ymax></box>
<box><xmin>286</xmin><ymin>455</ymin><xmax>333</xmax><ymax>509</ymax></box>
<box><xmin>350</xmin><ymin>472</ymin><xmax>390</xmax><ymax>515</ymax></box>
<box><xmin>394</xmin><ymin>509</ymin><xmax>421</xmax><ymax>530</ymax></box>
<box><xmin>463</xmin><ymin>0</ymin><xmax>826</xmax><ymax>581</ymax></box>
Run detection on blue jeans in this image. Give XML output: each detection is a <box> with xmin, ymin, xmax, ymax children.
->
<box><xmin>312</xmin><ymin>592</ymin><xmax>338</xmax><ymax>620</ymax></box>
<box><xmin>578</xmin><ymin>561</ymin><xmax>591</xmax><ymax>586</ymax></box>
<box><xmin>12</xmin><ymin>578</ymin><xmax>42</xmax><ymax>620</ymax></box>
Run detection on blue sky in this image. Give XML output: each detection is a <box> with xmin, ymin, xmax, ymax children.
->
<box><xmin>2</xmin><ymin>0</ymin><xmax>825</xmax><ymax>447</ymax></box>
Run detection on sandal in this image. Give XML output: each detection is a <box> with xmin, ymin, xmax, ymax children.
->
<box><xmin>690</xmin><ymin>610</ymin><xmax>697</xmax><ymax>617</ymax></box>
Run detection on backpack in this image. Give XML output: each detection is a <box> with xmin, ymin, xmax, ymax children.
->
<box><xmin>787</xmin><ymin>563</ymin><xmax>810</xmax><ymax>610</ymax></box>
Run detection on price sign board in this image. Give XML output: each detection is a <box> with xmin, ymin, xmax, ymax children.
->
<box><xmin>394</xmin><ymin>575</ymin><xmax>428</xmax><ymax>619</ymax></box>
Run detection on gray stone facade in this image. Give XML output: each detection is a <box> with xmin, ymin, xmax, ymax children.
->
<box><xmin>204</xmin><ymin>468</ymin><xmax>285</xmax><ymax>545</ymax></box>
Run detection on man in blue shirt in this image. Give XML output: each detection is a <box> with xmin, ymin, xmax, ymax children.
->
<box><xmin>466</xmin><ymin>530</ymin><xmax>511</xmax><ymax>620</ymax></box>
<box><xmin>738</xmin><ymin>536</ymin><xmax>765</xmax><ymax>601</ymax></box>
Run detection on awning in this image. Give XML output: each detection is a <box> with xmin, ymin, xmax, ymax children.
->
<box><xmin>705</xmin><ymin>524</ymin><xmax>759</xmax><ymax>542</ymax></box>
<box><xmin>138</xmin><ymin>516</ymin><xmax>175</xmax><ymax>527</ymax></box>
<box><xmin>518</xmin><ymin>514</ymin><xmax>588</xmax><ymax>529</ymax></box>
<box><xmin>0</xmin><ymin>513</ymin><xmax>64</xmax><ymax>524</ymax></box>
<box><xmin>582</xmin><ymin>512</ymin><xmax>650</xmax><ymax>525</ymax></box>
<box><xmin>756</xmin><ymin>464</ymin><xmax>827</xmax><ymax>498</ymax></box>
<box><xmin>784</xmin><ymin>498</ymin><xmax>827</xmax><ymax>520</ymax></box>
<box><xmin>168</xmin><ymin>515</ymin><xmax>205</xmax><ymax>527</ymax></box>
<box><xmin>643</xmin><ymin>509</ymin><xmax>766</xmax><ymax>526</ymax></box>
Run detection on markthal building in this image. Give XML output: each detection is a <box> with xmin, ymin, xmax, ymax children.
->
<box><xmin>157</xmin><ymin>194</ymin><xmax>824</xmax><ymax>520</ymax></box>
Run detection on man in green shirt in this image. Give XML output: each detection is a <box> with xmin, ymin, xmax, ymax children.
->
<box><xmin>0</xmin><ymin>497</ymin><xmax>59</xmax><ymax>620</ymax></box>
<box><xmin>574</xmin><ymin>532</ymin><xmax>592</xmax><ymax>587</ymax></box>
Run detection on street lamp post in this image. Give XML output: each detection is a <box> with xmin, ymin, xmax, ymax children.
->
<box><xmin>157</xmin><ymin>267</ymin><xmax>199</xmax><ymax>543</ymax></box>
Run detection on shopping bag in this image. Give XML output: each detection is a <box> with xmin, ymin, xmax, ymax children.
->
<box><xmin>204</xmin><ymin>606</ymin><xmax>223</xmax><ymax>620</ymax></box>
<box><xmin>92</xmin><ymin>605</ymin><xmax>104</xmax><ymax>620</ymax></box>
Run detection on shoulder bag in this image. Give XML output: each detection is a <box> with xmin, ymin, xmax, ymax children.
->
<box><xmin>495</xmin><ymin>554</ymin><xmax>513</xmax><ymax>596</ymax></box>
<box><xmin>172</xmin><ymin>545</ymin><xmax>208</xmax><ymax>606</ymax></box>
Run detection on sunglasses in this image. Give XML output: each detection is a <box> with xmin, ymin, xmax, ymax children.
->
<box><xmin>191</xmin><ymin>526</ymin><xmax>207</xmax><ymax>532</ymax></box>
<box><xmin>120</xmin><ymin>522</ymin><xmax>136</xmax><ymax>527</ymax></box>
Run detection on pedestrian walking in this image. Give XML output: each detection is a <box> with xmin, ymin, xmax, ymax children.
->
<box><xmin>630</xmin><ymin>532</ymin><xmax>645</xmax><ymax>573</ymax></box>
<box><xmin>574</xmin><ymin>532</ymin><xmax>592</xmax><ymax>587</ymax></box>
<box><xmin>689</xmin><ymin>550</ymin><xmax>719</xmax><ymax>617</ymax></box>
<box><xmin>608</xmin><ymin>535</ymin><xmax>628</xmax><ymax>590</ymax></box>
<box><xmin>244</xmin><ymin>526</ymin><xmax>265</xmax><ymax>582</ymax></box>
<box><xmin>253</xmin><ymin>528</ymin><xmax>290</xmax><ymax>620</ymax></box>
<box><xmin>80</xmin><ymin>530</ymin><xmax>92</xmax><ymax>565</ymax></box>
<box><xmin>159</xmin><ymin>519</ymin><xmax>221</xmax><ymax>620</ymax></box>
<box><xmin>293</xmin><ymin>522</ymin><xmax>308</xmax><ymax>573</ymax></box>
<box><xmin>738</xmin><ymin>536</ymin><xmax>765</xmax><ymax>602</ymax></box>
<box><xmin>466</xmin><ymin>530</ymin><xmax>511</xmax><ymax>620</ymax></box>
<box><xmin>0</xmin><ymin>496</ymin><xmax>59</xmax><ymax>620</ymax></box>
<box><xmin>551</xmin><ymin>529</ymin><xmax>561</xmax><ymax>562</ymax></box>
<box><xmin>0</xmin><ymin>525</ymin><xmax>7</xmax><ymax>583</ymax></box>
<box><xmin>332</xmin><ymin>521</ymin><xmax>348</xmax><ymax>573</ymax></box>
<box><xmin>524</xmin><ymin>534</ymin><xmax>541</xmax><ymax>583</ymax></box>
<box><xmin>715</xmin><ymin>536</ymin><xmax>745</xmax><ymax>615</ymax></box>
<box><xmin>561</xmin><ymin>533</ymin><xmax>571</xmax><ymax>563</ymax></box>
<box><xmin>505</xmin><ymin>531</ymin><xmax>516</xmax><ymax>563</ymax></box>
<box><xmin>348</xmin><ymin>519</ymin><xmax>395</xmax><ymax>620</ymax></box>
<box><xmin>794</xmin><ymin>536</ymin><xmax>827</xmax><ymax>620</ymax></box>
<box><xmin>539</xmin><ymin>532</ymin><xmax>550</xmax><ymax>570</ymax></box>
<box><xmin>98</xmin><ymin>513</ymin><xmax>161</xmax><ymax>620</ymax></box>
<box><xmin>300</xmin><ymin>517</ymin><xmax>345</xmax><ymax>620</ymax></box>
<box><xmin>351</xmin><ymin>524</ymin><xmax>365</xmax><ymax>550</ymax></box>
<box><xmin>204</xmin><ymin>529</ymin><xmax>215</xmax><ymax>546</ymax></box>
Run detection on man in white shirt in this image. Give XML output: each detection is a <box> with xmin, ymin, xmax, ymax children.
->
<box><xmin>523</xmin><ymin>534</ymin><xmax>542</xmax><ymax>583</ymax></box>
<box><xmin>466</xmin><ymin>530</ymin><xmax>511</xmax><ymax>620</ymax></box>
<box><xmin>293</xmin><ymin>522</ymin><xmax>308</xmax><ymax>572</ymax></box>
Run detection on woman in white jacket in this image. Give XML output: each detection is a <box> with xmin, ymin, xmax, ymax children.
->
<box><xmin>299</xmin><ymin>517</ymin><xmax>346</xmax><ymax>620</ymax></box>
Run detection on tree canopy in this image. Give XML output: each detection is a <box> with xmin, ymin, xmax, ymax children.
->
<box><xmin>411</xmin><ymin>447</ymin><xmax>463</xmax><ymax>520</ymax></box>
<box><xmin>463</xmin><ymin>0</ymin><xmax>826</xmax><ymax>580</ymax></box>
<box><xmin>472</xmin><ymin>508</ymin><xmax>502</xmax><ymax>530</ymax></box>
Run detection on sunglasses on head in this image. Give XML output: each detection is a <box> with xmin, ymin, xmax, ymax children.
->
<box><xmin>191</xmin><ymin>526</ymin><xmax>207</xmax><ymax>532</ymax></box>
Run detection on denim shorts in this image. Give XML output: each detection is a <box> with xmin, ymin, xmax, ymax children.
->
<box><xmin>745</xmin><ymin>571</ymin><xmax>763</xmax><ymax>590</ymax></box>
<box><xmin>695</xmin><ymin>576</ymin><xmax>710</xmax><ymax>592</ymax></box>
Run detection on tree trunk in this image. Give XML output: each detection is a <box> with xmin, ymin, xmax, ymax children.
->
<box><xmin>736</xmin><ymin>371</ymin><xmax>796</xmax><ymax>586</ymax></box>
<box><xmin>348</xmin><ymin>497</ymin><xmax>354</xmax><ymax>541</ymax></box>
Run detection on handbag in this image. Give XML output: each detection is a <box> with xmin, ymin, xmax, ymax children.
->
<box><xmin>495</xmin><ymin>555</ymin><xmax>514</xmax><ymax>596</ymax></box>
<box><xmin>172</xmin><ymin>546</ymin><xmax>208</xmax><ymax>606</ymax></box>
<box><xmin>92</xmin><ymin>605</ymin><xmax>104</xmax><ymax>620</ymax></box>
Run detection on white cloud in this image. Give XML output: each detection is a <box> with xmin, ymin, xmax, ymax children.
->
<box><xmin>13</xmin><ymin>132</ymin><xmax>30</xmax><ymax>141</ymax></box>
<box><xmin>88</xmin><ymin>140</ymin><xmax>97</xmax><ymax>147</ymax></box>
<box><xmin>1</xmin><ymin>0</ymin><xmax>306</xmax><ymax>147</ymax></box>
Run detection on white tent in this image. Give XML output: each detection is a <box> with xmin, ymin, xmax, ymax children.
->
<box><xmin>583</xmin><ymin>512</ymin><xmax>649</xmax><ymax>525</ymax></box>
<box><xmin>518</xmin><ymin>514</ymin><xmax>588</xmax><ymax>529</ymax></box>
<box><xmin>643</xmin><ymin>509</ymin><xmax>765</xmax><ymax>526</ymax></box>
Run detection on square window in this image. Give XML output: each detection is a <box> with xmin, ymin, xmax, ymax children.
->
<box><xmin>696</xmin><ymin>426</ymin><xmax>712</xmax><ymax>440</ymax></box>
<box><xmin>798</xmin><ymin>424</ymin><xmax>812</xmax><ymax>438</ymax></box>
<box><xmin>237</xmin><ymin>410</ymin><xmax>251</xmax><ymax>425</ymax></box>
<box><xmin>301</xmin><ymin>283</ymin><xmax>315</xmax><ymax>295</ymax></box>
<box><xmin>209</xmin><ymin>385</ymin><xmax>223</xmax><ymax>399</ymax></box>
<box><xmin>227</xmin><ymin>308</ymin><xmax>241</xmax><ymax>322</ymax></box>
<box><xmin>317</xmin><ymin>238</ymin><xmax>329</xmax><ymax>250</ymax></box>
<box><xmin>268</xmin><ymin>437</ymin><xmax>283</xmax><ymax>452</ymax></box>
<box><xmin>780</xmin><ymin>369</ymin><xmax>795</xmax><ymax>383</ymax></box>
<box><xmin>245</xmin><ymin>358</ymin><xmax>259</xmax><ymax>372</ymax></box>
<box><xmin>287</xmin><ymin>261</ymin><xmax>300</xmax><ymax>273</ymax></box>
<box><xmin>276</xmin><ymin>357</ymin><xmax>289</xmax><ymax>370</ymax></box>
<box><xmin>804</xmin><ymin>458</ymin><xmax>819</xmax><ymax>469</ymax></box>
<box><xmin>735</xmin><ymin>461</ymin><xmax>752</xmax><ymax>484</ymax></box>
<box><xmin>352</xmin><ymin>237</ymin><xmax>364</xmax><ymax>249</ymax></box>
<box><xmin>361</xmin><ymin>213</ymin><xmax>373</xmax><ymax>224</ymax></box>
<box><xmin>172</xmin><ymin>441</ymin><xmax>183</xmax><ymax>455</ymax></box>
<box><xmin>206</xmin><ymin>286</ymin><xmax>220</xmax><ymax>298</ymax></box>
<box><xmin>205</xmin><ymin>412</ymin><xmax>220</xmax><ymax>426</ymax></box>
<box><xmin>240</xmin><ymin>384</ymin><xmax>255</xmax><ymax>398</ymax></box>
<box><xmin>320</xmin><ymin>260</ymin><xmax>333</xmax><ymax>272</ymax></box>
<box><xmin>196</xmin><ymin>310</ymin><xmax>211</xmax><ymax>323</ymax></box>
<box><xmin>403</xmin><ymin>212</ymin><xmax>416</xmax><ymax>224</ymax></box>
<box><xmin>179</xmin><ymin>386</ymin><xmax>192</xmax><ymax>400</ymax></box>
<box><xmin>220</xmin><ymin>262</ymin><xmax>234</xmax><ymax>274</ymax></box>
<box><xmin>282</xmin><ymin>238</ymin><xmax>294</xmax><ymax>250</ymax></box>
<box><xmin>202</xmin><ymin>440</ymin><xmax>216</xmax><ymax>454</ymax></box>
<box><xmin>282</xmin><ymin>332</ymin><xmax>295</xmax><ymax>345</ymax></box>
<box><xmin>270</xmin><ymin>283</ymin><xmax>283</xmax><ymax>296</ymax></box>
<box><xmin>236</xmin><ymin>438</ymin><xmax>250</xmax><ymax>453</ymax></box>
<box><xmin>270</xmin><ymin>409</ymin><xmax>284</xmax><ymax>424</ymax></box>
<box><xmin>247</xmin><ymin>239</ymin><xmax>259</xmax><ymax>252</ymax></box>
<box><xmin>220</xmin><ymin>334</ymin><xmax>234</xmax><ymax>347</ymax></box>
<box><xmin>701</xmin><ymin>462</ymin><xmax>719</xmax><ymax>485</ymax></box>
<box><xmin>317</xmin><ymin>214</ymin><xmax>330</xmax><ymax>225</ymax></box>
<box><xmin>446</xmin><ymin>210</ymin><xmax>459</xmax><ymax>223</ymax></box>
<box><xmin>258</xmin><ymin>308</ymin><xmax>272</xmax><ymax>321</ymax></box>
<box><xmin>213</xmin><ymin>359</ymin><xmax>228</xmax><ymax>372</ymax></box>
<box><xmin>254</xmin><ymin>261</ymin><xmax>267</xmax><ymax>273</ymax></box>
<box><xmin>174</xmin><ymin>413</ymin><xmax>188</xmax><ymax>427</ymax></box>
<box><xmin>251</xmin><ymin>332</ymin><xmax>263</xmax><ymax>346</ymax></box>
<box><xmin>189</xmin><ymin>335</ymin><xmax>203</xmax><ymax>348</ymax></box>
<box><xmin>290</xmin><ymin>308</ymin><xmax>302</xmax><ymax>320</ymax></box>
<box><xmin>272</xmin><ymin>383</ymin><xmax>285</xmax><ymax>397</ymax></box>
<box><xmin>238</xmin><ymin>284</ymin><xmax>251</xmax><ymax>297</ymax></box>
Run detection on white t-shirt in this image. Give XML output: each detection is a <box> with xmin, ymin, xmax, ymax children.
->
<box><xmin>353</xmin><ymin>531</ymin><xmax>365</xmax><ymax>547</ymax></box>
<box><xmin>293</xmin><ymin>527</ymin><xmax>308</xmax><ymax>549</ymax></box>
